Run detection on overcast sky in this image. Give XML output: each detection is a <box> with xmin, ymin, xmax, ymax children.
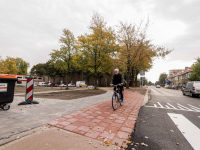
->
<box><xmin>0</xmin><ymin>0</ymin><xmax>199</xmax><ymax>82</ymax></box>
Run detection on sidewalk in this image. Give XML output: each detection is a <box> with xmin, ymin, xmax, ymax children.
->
<box><xmin>1</xmin><ymin>90</ymin><xmax>144</xmax><ymax>150</ymax></box>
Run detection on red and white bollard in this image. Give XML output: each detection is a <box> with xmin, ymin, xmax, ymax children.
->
<box><xmin>26</xmin><ymin>78</ymin><xmax>33</xmax><ymax>101</ymax></box>
<box><xmin>18</xmin><ymin>75</ymin><xmax>39</xmax><ymax>105</ymax></box>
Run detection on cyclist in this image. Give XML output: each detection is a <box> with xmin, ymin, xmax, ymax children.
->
<box><xmin>110</xmin><ymin>69</ymin><xmax>124</xmax><ymax>103</ymax></box>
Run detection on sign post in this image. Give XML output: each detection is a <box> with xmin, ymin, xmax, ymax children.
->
<box><xmin>140</xmin><ymin>70</ymin><xmax>145</xmax><ymax>94</ymax></box>
<box><xmin>18</xmin><ymin>75</ymin><xmax>39</xmax><ymax>105</ymax></box>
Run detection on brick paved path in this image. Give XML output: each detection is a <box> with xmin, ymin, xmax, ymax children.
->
<box><xmin>48</xmin><ymin>91</ymin><xmax>144</xmax><ymax>147</ymax></box>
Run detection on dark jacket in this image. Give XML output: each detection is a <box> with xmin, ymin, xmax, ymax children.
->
<box><xmin>112</xmin><ymin>73</ymin><xmax>124</xmax><ymax>85</ymax></box>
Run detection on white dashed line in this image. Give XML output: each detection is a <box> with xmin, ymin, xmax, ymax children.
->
<box><xmin>157</xmin><ymin>102</ymin><xmax>164</xmax><ymax>108</ymax></box>
<box><xmin>177</xmin><ymin>103</ymin><xmax>192</xmax><ymax>111</ymax></box>
<box><xmin>145</xmin><ymin>103</ymin><xmax>200</xmax><ymax>112</ymax></box>
<box><xmin>188</xmin><ymin>104</ymin><xmax>200</xmax><ymax>110</ymax></box>
<box><xmin>167</xmin><ymin>103</ymin><xmax>177</xmax><ymax>109</ymax></box>
<box><xmin>177</xmin><ymin>106</ymin><xmax>185</xmax><ymax>110</ymax></box>
<box><xmin>165</xmin><ymin>105</ymin><xmax>170</xmax><ymax>108</ymax></box>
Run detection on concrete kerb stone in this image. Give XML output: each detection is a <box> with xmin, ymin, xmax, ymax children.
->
<box><xmin>142</xmin><ymin>88</ymin><xmax>149</xmax><ymax>106</ymax></box>
<box><xmin>15</xmin><ymin>89</ymin><xmax>74</xmax><ymax>96</ymax></box>
<box><xmin>14</xmin><ymin>87</ymin><xmax>96</xmax><ymax>96</ymax></box>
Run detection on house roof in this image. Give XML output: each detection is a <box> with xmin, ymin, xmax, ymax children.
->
<box><xmin>166</xmin><ymin>68</ymin><xmax>193</xmax><ymax>79</ymax></box>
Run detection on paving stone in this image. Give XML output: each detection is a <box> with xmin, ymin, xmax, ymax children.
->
<box><xmin>0</xmin><ymin>89</ymin><xmax>144</xmax><ymax>148</ymax></box>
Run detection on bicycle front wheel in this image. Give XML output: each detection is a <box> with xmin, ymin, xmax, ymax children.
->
<box><xmin>112</xmin><ymin>93</ymin><xmax>118</xmax><ymax>110</ymax></box>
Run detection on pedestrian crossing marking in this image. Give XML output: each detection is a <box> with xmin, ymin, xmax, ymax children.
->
<box><xmin>157</xmin><ymin>102</ymin><xmax>164</xmax><ymax>108</ymax></box>
<box><xmin>165</xmin><ymin>105</ymin><xmax>170</xmax><ymax>108</ymax></box>
<box><xmin>168</xmin><ymin>113</ymin><xmax>200</xmax><ymax>150</ymax></box>
<box><xmin>167</xmin><ymin>103</ymin><xmax>177</xmax><ymax>109</ymax></box>
<box><xmin>145</xmin><ymin>102</ymin><xmax>200</xmax><ymax>112</ymax></box>
<box><xmin>188</xmin><ymin>104</ymin><xmax>200</xmax><ymax>111</ymax></box>
<box><xmin>177</xmin><ymin>103</ymin><xmax>192</xmax><ymax>111</ymax></box>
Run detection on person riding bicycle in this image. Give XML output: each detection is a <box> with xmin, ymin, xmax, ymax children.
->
<box><xmin>110</xmin><ymin>69</ymin><xmax>124</xmax><ymax>103</ymax></box>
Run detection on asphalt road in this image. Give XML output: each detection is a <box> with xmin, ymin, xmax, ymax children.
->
<box><xmin>126</xmin><ymin>86</ymin><xmax>200</xmax><ymax>150</ymax></box>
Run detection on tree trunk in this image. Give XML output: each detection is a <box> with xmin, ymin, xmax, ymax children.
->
<box><xmin>134</xmin><ymin>73</ymin><xmax>138</xmax><ymax>87</ymax></box>
<box><xmin>99</xmin><ymin>76</ymin><xmax>102</xmax><ymax>87</ymax></box>
<box><xmin>66</xmin><ymin>76</ymin><xmax>69</xmax><ymax>89</ymax></box>
<box><xmin>94</xmin><ymin>77</ymin><xmax>97</xmax><ymax>89</ymax></box>
<box><xmin>126</xmin><ymin>66</ymin><xmax>130</xmax><ymax>89</ymax></box>
<box><xmin>87</xmin><ymin>77</ymin><xmax>90</xmax><ymax>85</ymax></box>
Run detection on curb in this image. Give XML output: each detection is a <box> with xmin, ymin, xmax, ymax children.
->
<box><xmin>142</xmin><ymin>88</ymin><xmax>149</xmax><ymax>106</ymax></box>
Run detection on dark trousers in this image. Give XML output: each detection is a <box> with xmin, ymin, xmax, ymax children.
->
<box><xmin>114</xmin><ymin>86</ymin><xmax>124</xmax><ymax>99</ymax></box>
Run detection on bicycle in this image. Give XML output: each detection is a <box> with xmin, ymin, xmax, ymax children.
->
<box><xmin>111</xmin><ymin>84</ymin><xmax>123</xmax><ymax>110</ymax></box>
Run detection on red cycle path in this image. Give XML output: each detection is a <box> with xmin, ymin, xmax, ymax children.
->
<box><xmin>48</xmin><ymin>91</ymin><xmax>144</xmax><ymax>147</ymax></box>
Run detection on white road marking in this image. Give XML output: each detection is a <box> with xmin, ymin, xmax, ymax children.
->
<box><xmin>157</xmin><ymin>102</ymin><xmax>164</xmax><ymax>108</ymax></box>
<box><xmin>167</xmin><ymin>103</ymin><xmax>177</xmax><ymax>109</ymax></box>
<box><xmin>177</xmin><ymin>103</ymin><xmax>192</xmax><ymax>111</ymax></box>
<box><xmin>198</xmin><ymin>116</ymin><xmax>200</xmax><ymax>118</ymax></box>
<box><xmin>177</xmin><ymin>106</ymin><xmax>185</xmax><ymax>110</ymax></box>
<box><xmin>188</xmin><ymin>104</ymin><xmax>200</xmax><ymax>110</ymax></box>
<box><xmin>189</xmin><ymin>107</ymin><xmax>200</xmax><ymax>111</ymax></box>
<box><xmin>165</xmin><ymin>105</ymin><xmax>170</xmax><ymax>108</ymax></box>
<box><xmin>145</xmin><ymin>102</ymin><xmax>200</xmax><ymax>112</ymax></box>
<box><xmin>168</xmin><ymin>113</ymin><xmax>200</xmax><ymax>150</ymax></box>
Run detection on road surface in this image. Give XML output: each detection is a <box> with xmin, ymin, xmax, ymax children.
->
<box><xmin>127</xmin><ymin>86</ymin><xmax>200</xmax><ymax>150</ymax></box>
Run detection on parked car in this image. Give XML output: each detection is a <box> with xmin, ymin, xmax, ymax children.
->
<box><xmin>76</xmin><ymin>81</ymin><xmax>87</xmax><ymax>87</ymax></box>
<box><xmin>182</xmin><ymin>81</ymin><xmax>200</xmax><ymax>97</ymax></box>
<box><xmin>165</xmin><ymin>85</ymin><xmax>169</xmax><ymax>89</ymax></box>
<box><xmin>38</xmin><ymin>82</ymin><xmax>46</xmax><ymax>86</ymax></box>
<box><xmin>59</xmin><ymin>84</ymin><xmax>67</xmax><ymax>87</ymax></box>
<box><xmin>68</xmin><ymin>83</ymin><xmax>75</xmax><ymax>87</ymax></box>
<box><xmin>156</xmin><ymin>85</ymin><xmax>160</xmax><ymax>88</ymax></box>
<box><xmin>47</xmin><ymin>83</ymin><xmax>52</xmax><ymax>87</ymax></box>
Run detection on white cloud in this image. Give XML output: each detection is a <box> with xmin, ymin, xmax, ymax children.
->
<box><xmin>0</xmin><ymin>0</ymin><xmax>199</xmax><ymax>82</ymax></box>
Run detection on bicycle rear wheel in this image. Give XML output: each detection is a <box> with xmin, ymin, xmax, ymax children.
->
<box><xmin>112</xmin><ymin>93</ymin><xmax>118</xmax><ymax>110</ymax></box>
<box><xmin>120</xmin><ymin>91</ymin><xmax>123</xmax><ymax>106</ymax></box>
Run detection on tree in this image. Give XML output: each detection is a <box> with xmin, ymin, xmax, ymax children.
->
<box><xmin>155</xmin><ymin>81</ymin><xmax>160</xmax><ymax>85</ymax></box>
<box><xmin>45</xmin><ymin>61</ymin><xmax>59</xmax><ymax>83</ymax></box>
<box><xmin>14</xmin><ymin>58</ymin><xmax>30</xmax><ymax>75</ymax></box>
<box><xmin>189</xmin><ymin>57</ymin><xmax>200</xmax><ymax>81</ymax></box>
<box><xmin>1</xmin><ymin>56</ymin><xmax>19</xmax><ymax>74</ymax></box>
<box><xmin>117</xmin><ymin>19</ymin><xmax>172</xmax><ymax>89</ymax></box>
<box><xmin>77</xmin><ymin>12</ymin><xmax>119</xmax><ymax>89</ymax></box>
<box><xmin>0</xmin><ymin>56</ymin><xmax>6</xmax><ymax>74</ymax></box>
<box><xmin>50</xmin><ymin>29</ymin><xmax>77</xmax><ymax>88</ymax></box>
<box><xmin>148</xmin><ymin>81</ymin><xmax>153</xmax><ymax>85</ymax></box>
<box><xmin>159</xmin><ymin>73</ymin><xmax>168</xmax><ymax>85</ymax></box>
<box><xmin>30</xmin><ymin>63</ymin><xmax>46</xmax><ymax>81</ymax></box>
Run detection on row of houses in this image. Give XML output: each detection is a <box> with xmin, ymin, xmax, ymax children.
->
<box><xmin>166</xmin><ymin>67</ymin><xmax>193</xmax><ymax>86</ymax></box>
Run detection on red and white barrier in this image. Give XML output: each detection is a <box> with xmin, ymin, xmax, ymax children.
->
<box><xmin>26</xmin><ymin>78</ymin><xmax>33</xmax><ymax>101</ymax></box>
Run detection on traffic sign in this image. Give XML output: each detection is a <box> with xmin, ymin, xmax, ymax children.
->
<box><xmin>140</xmin><ymin>70</ymin><xmax>145</xmax><ymax>76</ymax></box>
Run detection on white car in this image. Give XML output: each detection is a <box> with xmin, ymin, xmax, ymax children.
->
<box><xmin>68</xmin><ymin>83</ymin><xmax>75</xmax><ymax>87</ymax></box>
<box><xmin>165</xmin><ymin>85</ymin><xmax>169</xmax><ymax>89</ymax></box>
<box><xmin>76</xmin><ymin>81</ymin><xmax>87</xmax><ymax>87</ymax></box>
<box><xmin>59</xmin><ymin>84</ymin><xmax>67</xmax><ymax>87</ymax></box>
<box><xmin>156</xmin><ymin>85</ymin><xmax>160</xmax><ymax>88</ymax></box>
